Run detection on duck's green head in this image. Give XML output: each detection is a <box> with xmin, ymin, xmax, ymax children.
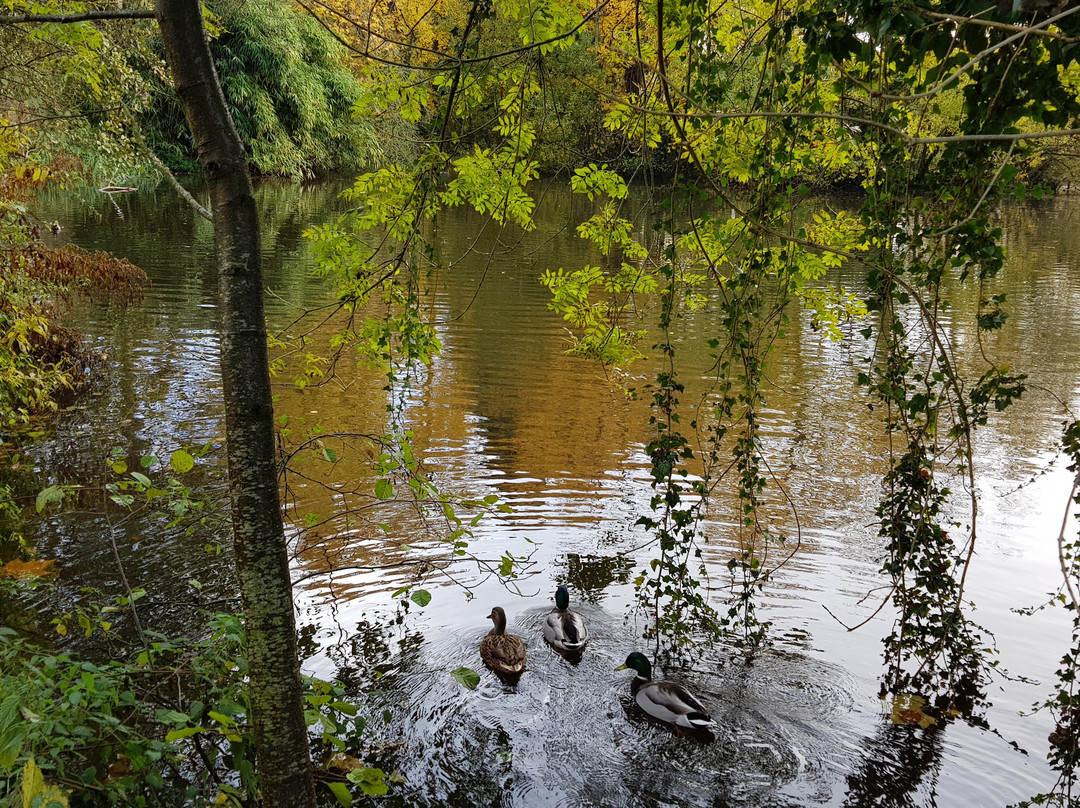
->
<box><xmin>615</xmin><ymin>652</ymin><xmax>652</xmax><ymax>679</ymax></box>
<box><xmin>554</xmin><ymin>584</ymin><xmax>570</xmax><ymax>611</ymax></box>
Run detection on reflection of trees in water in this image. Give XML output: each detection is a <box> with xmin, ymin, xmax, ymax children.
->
<box><xmin>843</xmin><ymin>720</ymin><xmax>944</xmax><ymax>808</ymax></box>
<box><xmin>324</xmin><ymin>615</ymin><xmax>425</xmax><ymax>697</ymax></box>
<box><xmin>559</xmin><ymin>552</ymin><xmax>634</xmax><ymax>599</ymax></box>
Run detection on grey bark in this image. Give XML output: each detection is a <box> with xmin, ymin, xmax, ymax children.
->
<box><xmin>153</xmin><ymin>0</ymin><xmax>317</xmax><ymax>805</ymax></box>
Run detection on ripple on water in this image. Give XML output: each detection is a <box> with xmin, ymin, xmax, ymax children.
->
<box><xmin>350</xmin><ymin>605</ymin><xmax>874</xmax><ymax>808</ymax></box>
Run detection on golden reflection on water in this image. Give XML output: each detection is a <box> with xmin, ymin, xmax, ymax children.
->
<box><xmin>274</xmin><ymin>194</ymin><xmax>1080</xmax><ymax>618</ymax></box>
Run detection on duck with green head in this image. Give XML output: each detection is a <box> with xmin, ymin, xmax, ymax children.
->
<box><xmin>616</xmin><ymin>652</ymin><xmax>715</xmax><ymax>730</ymax></box>
<box><xmin>543</xmin><ymin>585</ymin><xmax>589</xmax><ymax>654</ymax></box>
<box><xmin>480</xmin><ymin>606</ymin><xmax>527</xmax><ymax>680</ymax></box>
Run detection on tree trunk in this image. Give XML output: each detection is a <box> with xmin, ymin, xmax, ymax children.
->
<box><xmin>153</xmin><ymin>1</ymin><xmax>316</xmax><ymax>805</ymax></box>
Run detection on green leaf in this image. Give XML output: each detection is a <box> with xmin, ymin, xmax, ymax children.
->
<box><xmin>346</xmin><ymin>767</ymin><xmax>387</xmax><ymax>797</ymax></box>
<box><xmin>35</xmin><ymin>485</ymin><xmax>65</xmax><ymax>513</ymax></box>
<box><xmin>410</xmin><ymin>589</ymin><xmax>431</xmax><ymax>607</ymax></box>
<box><xmin>374</xmin><ymin>479</ymin><xmax>393</xmax><ymax>500</ymax></box>
<box><xmin>326</xmin><ymin>781</ymin><xmax>352</xmax><ymax>808</ymax></box>
<box><xmin>165</xmin><ymin>726</ymin><xmax>205</xmax><ymax>741</ymax></box>
<box><xmin>0</xmin><ymin>694</ymin><xmax>27</xmax><ymax>770</ymax></box>
<box><xmin>155</xmin><ymin>709</ymin><xmax>190</xmax><ymax>725</ymax></box>
<box><xmin>170</xmin><ymin>450</ymin><xmax>195</xmax><ymax>474</ymax></box>
<box><xmin>322</xmin><ymin>447</ymin><xmax>338</xmax><ymax>463</ymax></box>
<box><xmin>451</xmin><ymin>666</ymin><xmax>480</xmax><ymax>690</ymax></box>
<box><xmin>328</xmin><ymin>701</ymin><xmax>358</xmax><ymax>716</ymax></box>
<box><xmin>130</xmin><ymin>472</ymin><xmax>152</xmax><ymax>488</ymax></box>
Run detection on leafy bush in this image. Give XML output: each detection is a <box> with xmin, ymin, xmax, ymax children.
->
<box><xmin>0</xmin><ymin>609</ymin><xmax>386</xmax><ymax>806</ymax></box>
<box><xmin>143</xmin><ymin>0</ymin><xmax>378</xmax><ymax>177</ymax></box>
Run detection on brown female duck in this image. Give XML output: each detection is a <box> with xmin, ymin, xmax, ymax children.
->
<box><xmin>480</xmin><ymin>606</ymin><xmax>527</xmax><ymax>680</ymax></box>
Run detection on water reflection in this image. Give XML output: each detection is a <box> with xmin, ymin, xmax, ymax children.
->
<box><xmin>843</xmin><ymin>721</ymin><xmax>945</xmax><ymax>808</ymax></box>
<box><xmin>21</xmin><ymin>181</ymin><xmax>1080</xmax><ymax>806</ymax></box>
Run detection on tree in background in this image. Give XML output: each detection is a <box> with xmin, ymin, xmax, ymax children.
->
<box><xmin>145</xmin><ymin>0</ymin><xmax>379</xmax><ymax>177</ymax></box>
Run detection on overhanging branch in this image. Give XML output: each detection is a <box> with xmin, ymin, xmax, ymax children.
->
<box><xmin>0</xmin><ymin>8</ymin><xmax>155</xmax><ymax>23</ymax></box>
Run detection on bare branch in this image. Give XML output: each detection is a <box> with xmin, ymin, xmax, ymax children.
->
<box><xmin>0</xmin><ymin>8</ymin><xmax>155</xmax><ymax>23</ymax></box>
<box><xmin>920</xmin><ymin>9</ymin><xmax>1080</xmax><ymax>43</ymax></box>
<box><xmin>150</xmin><ymin>153</ymin><xmax>213</xmax><ymax>222</ymax></box>
<box><xmin>877</xmin><ymin>5</ymin><xmax>1080</xmax><ymax>103</ymax></box>
<box><xmin>292</xmin><ymin>0</ymin><xmax>608</xmax><ymax>71</ymax></box>
<box><xmin>1059</xmin><ymin>477</ymin><xmax>1080</xmax><ymax>610</ymax></box>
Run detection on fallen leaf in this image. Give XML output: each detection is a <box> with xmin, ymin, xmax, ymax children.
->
<box><xmin>0</xmin><ymin>559</ymin><xmax>58</xmax><ymax>579</ymax></box>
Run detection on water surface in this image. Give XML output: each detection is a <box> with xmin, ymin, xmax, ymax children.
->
<box><xmin>25</xmin><ymin>180</ymin><xmax>1080</xmax><ymax>807</ymax></box>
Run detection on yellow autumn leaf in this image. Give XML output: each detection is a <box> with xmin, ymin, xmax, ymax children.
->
<box><xmin>21</xmin><ymin>758</ymin><xmax>69</xmax><ymax>808</ymax></box>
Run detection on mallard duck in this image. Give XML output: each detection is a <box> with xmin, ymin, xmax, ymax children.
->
<box><xmin>615</xmin><ymin>652</ymin><xmax>715</xmax><ymax>730</ymax></box>
<box><xmin>480</xmin><ymin>606</ymin><xmax>527</xmax><ymax>679</ymax></box>
<box><xmin>543</xmin><ymin>584</ymin><xmax>589</xmax><ymax>653</ymax></box>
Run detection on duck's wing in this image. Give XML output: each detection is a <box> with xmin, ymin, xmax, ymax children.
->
<box><xmin>637</xmin><ymin>681</ymin><xmax>714</xmax><ymax>727</ymax></box>
<box><xmin>561</xmin><ymin>611</ymin><xmax>588</xmax><ymax>646</ymax></box>
<box><xmin>542</xmin><ymin>612</ymin><xmax>564</xmax><ymax>644</ymax></box>
<box><xmin>543</xmin><ymin>610</ymin><xmax>588</xmax><ymax>650</ymax></box>
<box><xmin>486</xmin><ymin>634</ymin><xmax>527</xmax><ymax>672</ymax></box>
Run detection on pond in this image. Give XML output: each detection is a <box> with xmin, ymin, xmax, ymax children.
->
<box><xmin>23</xmin><ymin>178</ymin><xmax>1080</xmax><ymax>807</ymax></box>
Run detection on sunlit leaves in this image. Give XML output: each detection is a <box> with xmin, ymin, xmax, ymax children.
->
<box><xmin>799</xmin><ymin>288</ymin><xmax>867</xmax><ymax>341</ymax></box>
<box><xmin>354</xmin><ymin>75</ymin><xmax>433</xmax><ymax>124</ymax></box>
<box><xmin>603</xmin><ymin>101</ymin><xmax>665</xmax><ymax>152</ymax></box>
<box><xmin>16</xmin><ymin>757</ymin><xmax>69</xmax><ymax>808</ymax></box>
<box><xmin>495</xmin><ymin>0</ymin><xmax>582</xmax><ymax>54</ymax></box>
<box><xmin>441</xmin><ymin>144</ymin><xmax>540</xmax><ymax>230</ymax></box>
<box><xmin>570</xmin><ymin>164</ymin><xmax>628</xmax><ymax>201</ymax></box>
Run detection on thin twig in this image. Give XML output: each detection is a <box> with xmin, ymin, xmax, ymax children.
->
<box><xmin>1059</xmin><ymin>477</ymin><xmax>1080</xmax><ymax>610</ymax></box>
